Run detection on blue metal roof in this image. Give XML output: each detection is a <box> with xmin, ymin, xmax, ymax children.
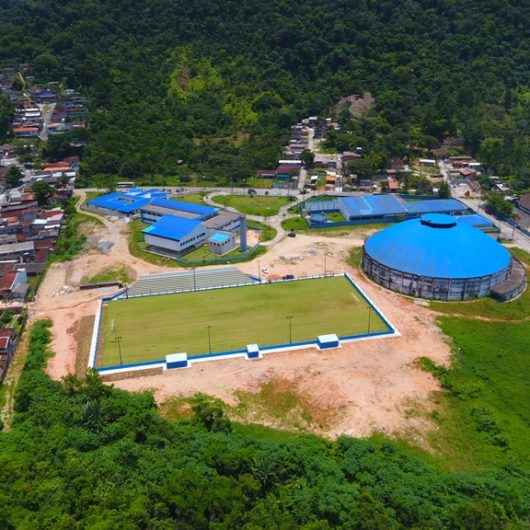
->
<box><xmin>88</xmin><ymin>189</ymin><xmax>170</xmax><ymax>214</ymax></box>
<box><xmin>143</xmin><ymin>215</ymin><xmax>202</xmax><ymax>241</ymax></box>
<box><xmin>148</xmin><ymin>197</ymin><xmax>217</xmax><ymax>219</ymax></box>
<box><xmin>340</xmin><ymin>195</ymin><xmax>407</xmax><ymax>218</ymax></box>
<box><xmin>88</xmin><ymin>192</ymin><xmax>151</xmax><ymax>214</ymax></box>
<box><xmin>364</xmin><ymin>215</ymin><xmax>511</xmax><ymax>279</ymax></box>
<box><xmin>337</xmin><ymin>195</ymin><xmax>468</xmax><ymax>219</ymax></box>
<box><xmin>456</xmin><ymin>214</ymin><xmax>493</xmax><ymax>228</ymax></box>
<box><xmin>209</xmin><ymin>232</ymin><xmax>231</xmax><ymax>243</ymax></box>
<box><xmin>404</xmin><ymin>198</ymin><xmax>468</xmax><ymax>214</ymax></box>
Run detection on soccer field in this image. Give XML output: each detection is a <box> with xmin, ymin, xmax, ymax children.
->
<box><xmin>98</xmin><ymin>276</ymin><xmax>389</xmax><ymax>367</ymax></box>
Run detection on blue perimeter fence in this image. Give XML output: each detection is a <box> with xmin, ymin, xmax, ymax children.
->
<box><xmin>91</xmin><ymin>272</ymin><xmax>399</xmax><ymax>376</ymax></box>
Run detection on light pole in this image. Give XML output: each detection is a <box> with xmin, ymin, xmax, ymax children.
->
<box><xmin>367</xmin><ymin>306</ymin><xmax>372</xmax><ymax>334</ymax></box>
<box><xmin>286</xmin><ymin>315</ymin><xmax>293</xmax><ymax>343</ymax></box>
<box><xmin>258</xmin><ymin>259</ymin><xmax>261</xmax><ymax>281</ymax></box>
<box><xmin>113</xmin><ymin>334</ymin><xmax>123</xmax><ymax>365</ymax></box>
<box><xmin>207</xmin><ymin>325</ymin><xmax>212</xmax><ymax>354</ymax></box>
<box><xmin>193</xmin><ymin>267</ymin><xmax>197</xmax><ymax>291</ymax></box>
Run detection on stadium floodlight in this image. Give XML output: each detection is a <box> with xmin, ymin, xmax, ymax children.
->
<box><xmin>112</xmin><ymin>333</ymin><xmax>123</xmax><ymax>365</ymax></box>
<box><xmin>286</xmin><ymin>315</ymin><xmax>294</xmax><ymax>343</ymax></box>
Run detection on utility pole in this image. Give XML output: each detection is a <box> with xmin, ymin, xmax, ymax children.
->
<box><xmin>286</xmin><ymin>315</ymin><xmax>293</xmax><ymax>343</ymax></box>
<box><xmin>113</xmin><ymin>334</ymin><xmax>123</xmax><ymax>366</ymax></box>
<box><xmin>207</xmin><ymin>325</ymin><xmax>212</xmax><ymax>354</ymax></box>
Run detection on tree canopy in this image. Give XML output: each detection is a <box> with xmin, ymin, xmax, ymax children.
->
<box><xmin>0</xmin><ymin>0</ymin><xmax>529</xmax><ymax>186</ymax></box>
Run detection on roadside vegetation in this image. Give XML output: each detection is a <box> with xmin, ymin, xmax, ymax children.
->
<box><xmin>281</xmin><ymin>216</ymin><xmax>309</xmax><ymax>232</ymax></box>
<box><xmin>211</xmin><ymin>195</ymin><xmax>289</xmax><ymax>217</ymax></box>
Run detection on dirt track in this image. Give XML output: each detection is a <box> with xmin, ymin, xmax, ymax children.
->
<box><xmin>34</xmin><ymin>209</ymin><xmax>451</xmax><ymax>439</ymax></box>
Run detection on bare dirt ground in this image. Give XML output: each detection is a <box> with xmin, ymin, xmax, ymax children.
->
<box><xmin>31</xmin><ymin>206</ymin><xmax>168</xmax><ymax>379</ymax></box>
<box><xmin>31</xmin><ymin>206</ymin><xmax>452</xmax><ymax>440</ymax></box>
<box><xmin>117</xmin><ymin>234</ymin><xmax>451</xmax><ymax>439</ymax></box>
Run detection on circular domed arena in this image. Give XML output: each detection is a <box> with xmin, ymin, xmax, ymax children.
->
<box><xmin>362</xmin><ymin>214</ymin><xmax>513</xmax><ymax>301</ymax></box>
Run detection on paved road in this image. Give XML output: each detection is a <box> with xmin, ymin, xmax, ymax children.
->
<box><xmin>80</xmin><ymin>185</ymin><xmax>297</xmax><ymax>197</ymax></box>
<box><xmin>297</xmin><ymin>127</ymin><xmax>315</xmax><ymax>192</ymax></box>
<box><xmin>38</xmin><ymin>103</ymin><xmax>55</xmax><ymax>142</ymax></box>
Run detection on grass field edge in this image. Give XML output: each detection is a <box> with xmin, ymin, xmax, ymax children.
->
<box><xmin>90</xmin><ymin>273</ymin><xmax>399</xmax><ymax>375</ymax></box>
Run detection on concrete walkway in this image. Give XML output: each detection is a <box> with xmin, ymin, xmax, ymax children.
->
<box><xmin>204</xmin><ymin>191</ymin><xmax>316</xmax><ymax>247</ymax></box>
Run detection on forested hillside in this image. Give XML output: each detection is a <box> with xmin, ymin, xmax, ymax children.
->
<box><xmin>1</xmin><ymin>0</ymin><xmax>529</xmax><ymax>185</ymax></box>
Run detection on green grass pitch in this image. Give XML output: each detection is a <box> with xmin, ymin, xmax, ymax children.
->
<box><xmin>98</xmin><ymin>276</ymin><xmax>389</xmax><ymax>367</ymax></box>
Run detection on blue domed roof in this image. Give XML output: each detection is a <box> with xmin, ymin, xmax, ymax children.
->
<box><xmin>364</xmin><ymin>215</ymin><xmax>511</xmax><ymax>279</ymax></box>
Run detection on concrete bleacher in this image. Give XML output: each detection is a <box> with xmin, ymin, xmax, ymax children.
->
<box><xmin>123</xmin><ymin>267</ymin><xmax>258</xmax><ymax>298</ymax></box>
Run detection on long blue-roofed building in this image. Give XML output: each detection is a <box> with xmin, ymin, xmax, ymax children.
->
<box><xmin>361</xmin><ymin>214</ymin><xmax>523</xmax><ymax>300</ymax></box>
<box><xmin>140</xmin><ymin>197</ymin><xmax>218</xmax><ymax>223</ymax></box>
<box><xmin>87</xmin><ymin>188</ymin><xmax>248</xmax><ymax>256</ymax></box>
<box><xmin>87</xmin><ymin>188</ymin><xmax>168</xmax><ymax>215</ymax></box>
<box><xmin>304</xmin><ymin>194</ymin><xmax>471</xmax><ymax>226</ymax></box>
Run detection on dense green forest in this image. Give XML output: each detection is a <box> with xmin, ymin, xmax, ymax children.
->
<box><xmin>1</xmin><ymin>0</ymin><xmax>529</xmax><ymax>187</ymax></box>
<box><xmin>0</xmin><ymin>319</ymin><xmax>527</xmax><ymax>528</ymax></box>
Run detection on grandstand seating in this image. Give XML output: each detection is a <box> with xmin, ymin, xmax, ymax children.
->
<box><xmin>124</xmin><ymin>267</ymin><xmax>258</xmax><ymax>298</ymax></box>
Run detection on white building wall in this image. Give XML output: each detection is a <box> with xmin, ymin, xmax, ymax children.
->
<box><xmin>145</xmin><ymin>233</ymin><xmax>180</xmax><ymax>252</ymax></box>
<box><xmin>145</xmin><ymin>224</ymin><xmax>207</xmax><ymax>253</ymax></box>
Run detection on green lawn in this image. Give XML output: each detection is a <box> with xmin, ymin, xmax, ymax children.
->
<box><xmin>183</xmin><ymin>244</ymin><xmax>248</xmax><ymax>261</ymax></box>
<box><xmin>423</xmin><ymin>317</ymin><xmax>530</xmax><ymax>471</ymax></box>
<box><xmin>212</xmin><ymin>194</ymin><xmax>289</xmax><ymax>216</ymax></box>
<box><xmin>99</xmin><ymin>276</ymin><xmax>389</xmax><ymax>366</ymax></box>
<box><xmin>282</xmin><ymin>216</ymin><xmax>388</xmax><ymax>236</ymax></box>
<box><xmin>282</xmin><ymin>216</ymin><xmax>309</xmax><ymax>231</ymax></box>
<box><xmin>177</xmin><ymin>193</ymin><xmax>206</xmax><ymax>204</ymax></box>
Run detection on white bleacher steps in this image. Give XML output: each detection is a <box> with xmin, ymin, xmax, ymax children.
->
<box><xmin>123</xmin><ymin>267</ymin><xmax>258</xmax><ymax>298</ymax></box>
